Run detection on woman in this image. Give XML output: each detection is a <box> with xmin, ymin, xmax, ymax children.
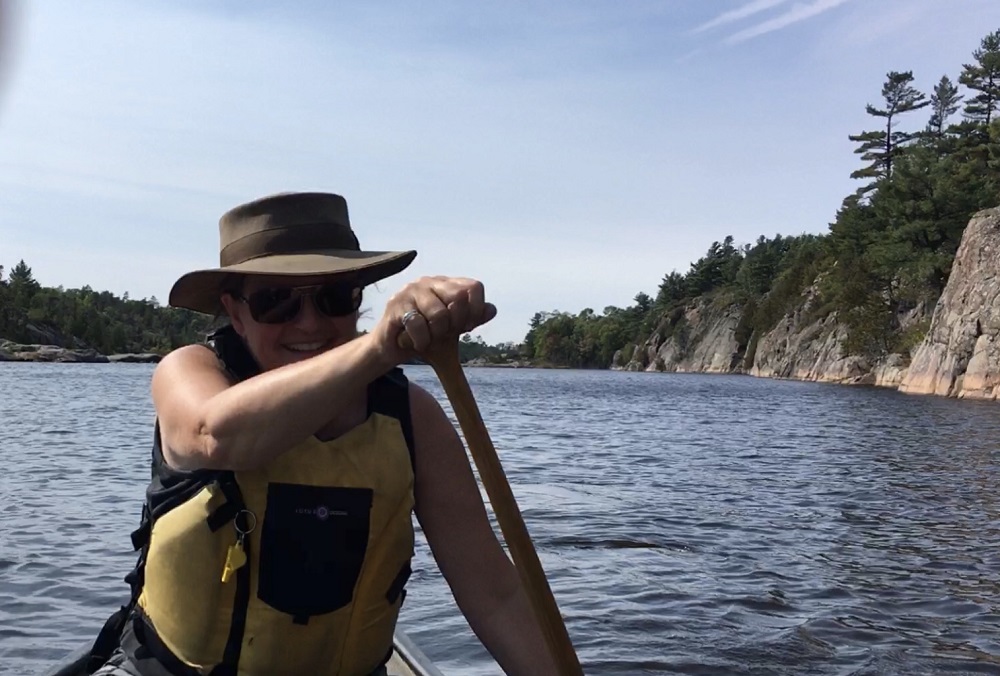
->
<box><xmin>88</xmin><ymin>191</ymin><xmax>557</xmax><ymax>676</ymax></box>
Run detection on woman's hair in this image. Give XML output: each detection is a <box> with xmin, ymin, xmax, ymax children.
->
<box><xmin>219</xmin><ymin>273</ymin><xmax>245</xmax><ymax>299</ymax></box>
<box><xmin>209</xmin><ymin>273</ymin><xmax>245</xmax><ymax>325</ymax></box>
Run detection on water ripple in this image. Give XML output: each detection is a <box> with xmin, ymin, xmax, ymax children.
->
<box><xmin>4</xmin><ymin>364</ymin><xmax>1000</xmax><ymax>674</ymax></box>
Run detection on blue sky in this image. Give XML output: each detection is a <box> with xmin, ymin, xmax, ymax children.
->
<box><xmin>1</xmin><ymin>1</ymin><xmax>999</xmax><ymax>344</ymax></box>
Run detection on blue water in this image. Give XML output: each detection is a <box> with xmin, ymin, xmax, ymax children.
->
<box><xmin>3</xmin><ymin>363</ymin><xmax>1000</xmax><ymax>674</ymax></box>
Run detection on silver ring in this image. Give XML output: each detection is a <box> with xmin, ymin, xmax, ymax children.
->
<box><xmin>401</xmin><ymin>309</ymin><xmax>421</xmax><ymax>326</ymax></box>
<box><xmin>235</xmin><ymin>509</ymin><xmax>257</xmax><ymax>536</ymax></box>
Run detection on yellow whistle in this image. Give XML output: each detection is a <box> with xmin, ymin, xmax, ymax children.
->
<box><xmin>221</xmin><ymin>542</ymin><xmax>247</xmax><ymax>583</ymax></box>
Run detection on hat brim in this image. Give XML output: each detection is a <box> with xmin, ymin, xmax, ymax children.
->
<box><xmin>168</xmin><ymin>248</ymin><xmax>417</xmax><ymax>315</ymax></box>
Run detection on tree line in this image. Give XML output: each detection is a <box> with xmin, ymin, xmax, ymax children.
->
<box><xmin>0</xmin><ymin>260</ymin><xmax>214</xmax><ymax>354</ymax></box>
<box><xmin>0</xmin><ymin>260</ymin><xmax>518</xmax><ymax>364</ymax></box>
<box><xmin>522</xmin><ymin>28</ymin><xmax>1000</xmax><ymax>369</ymax></box>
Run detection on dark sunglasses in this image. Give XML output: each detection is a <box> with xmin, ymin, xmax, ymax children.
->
<box><xmin>235</xmin><ymin>283</ymin><xmax>363</xmax><ymax>324</ymax></box>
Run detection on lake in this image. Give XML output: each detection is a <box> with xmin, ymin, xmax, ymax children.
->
<box><xmin>2</xmin><ymin>363</ymin><xmax>1000</xmax><ymax>675</ymax></box>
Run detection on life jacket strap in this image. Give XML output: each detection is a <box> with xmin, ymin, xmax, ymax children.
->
<box><xmin>120</xmin><ymin>608</ymin><xmax>203</xmax><ymax>676</ymax></box>
<box><xmin>214</xmin><ymin>472</ymin><xmax>253</xmax><ymax>674</ymax></box>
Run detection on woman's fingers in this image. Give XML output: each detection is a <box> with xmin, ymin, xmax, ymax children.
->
<box><xmin>462</xmin><ymin>279</ymin><xmax>486</xmax><ymax>332</ymax></box>
<box><xmin>477</xmin><ymin>301</ymin><xmax>498</xmax><ymax>330</ymax></box>
<box><xmin>387</xmin><ymin>276</ymin><xmax>496</xmax><ymax>352</ymax></box>
<box><xmin>447</xmin><ymin>294</ymin><xmax>471</xmax><ymax>336</ymax></box>
<box><xmin>400</xmin><ymin>307</ymin><xmax>431</xmax><ymax>351</ymax></box>
<box><xmin>440</xmin><ymin>277</ymin><xmax>493</xmax><ymax>333</ymax></box>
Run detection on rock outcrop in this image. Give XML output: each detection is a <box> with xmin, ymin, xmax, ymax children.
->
<box><xmin>899</xmin><ymin>207</ymin><xmax>1000</xmax><ymax>400</ymax></box>
<box><xmin>618</xmin><ymin>299</ymin><xmax>745</xmax><ymax>373</ymax></box>
<box><xmin>617</xmin><ymin>288</ymin><xmax>916</xmax><ymax>386</ymax></box>
<box><xmin>0</xmin><ymin>341</ymin><xmax>110</xmax><ymax>363</ymax></box>
<box><xmin>0</xmin><ymin>341</ymin><xmax>165</xmax><ymax>363</ymax></box>
<box><xmin>107</xmin><ymin>353</ymin><xmax>163</xmax><ymax>363</ymax></box>
<box><xmin>747</xmin><ymin>281</ymin><xmax>872</xmax><ymax>384</ymax></box>
<box><xmin>750</xmin><ymin>311</ymin><xmax>870</xmax><ymax>384</ymax></box>
<box><xmin>749</xmin><ymin>287</ymin><xmax>929</xmax><ymax>386</ymax></box>
<box><xmin>614</xmin><ymin>203</ymin><xmax>1000</xmax><ymax>401</ymax></box>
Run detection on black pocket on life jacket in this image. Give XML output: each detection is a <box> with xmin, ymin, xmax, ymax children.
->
<box><xmin>257</xmin><ymin>483</ymin><xmax>374</xmax><ymax>621</ymax></box>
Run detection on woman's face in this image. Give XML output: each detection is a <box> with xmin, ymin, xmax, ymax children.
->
<box><xmin>220</xmin><ymin>274</ymin><xmax>363</xmax><ymax>371</ymax></box>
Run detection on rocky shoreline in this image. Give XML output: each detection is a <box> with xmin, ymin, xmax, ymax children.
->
<box><xmin>7</xmin><ymin>207</ymin><xmax>1000</xmax><ymax>397</ymax></box>
<box><xmin>0</xmin><ymin>341</ymin><xmax>551</xmax><ymax>369</ymax></box>
<box><xmin>614</xmin><ymin>206</ymin><xmax>1000</xmax><ymax>402</ymax></box>
<box><xmin>0</xmin><ymin>340</ymin><xmax>162</xmax><ymax>364</ymax></box>
<box><xmin>463</xmin><ymin>357</ymin><xmax>537</xmax><ymax>368</ymax></box>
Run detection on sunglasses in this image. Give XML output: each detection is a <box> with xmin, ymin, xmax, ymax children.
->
<box><xmin>235</xmin><ymin>283</ymin><xmax>363</xmax><ymax>324</ymax></box>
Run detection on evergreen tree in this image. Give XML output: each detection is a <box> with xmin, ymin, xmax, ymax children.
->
<box><xmin>960</xmin><ymin>29</ymin><xmax>1000</xmax><ymax>127</ymax></box>
<box><xmin>685</xmin><ymin>236</ymin><xmax>743</xmax><ymax>295</ymax></box>
<box><xmin>9</xmin><ymin>259</ymin><xmax>40</xmax><ymax>302</ymax></box>
<box><xmin>736</xmin><ymin>235</ymin><xmax>790</xmax><ymax>297</ymax></box>
<box><xmin>632</xmin><ymin>292</ymin><xmax>653</xmax><ymax>314</ymax></box>
<box><xmin>927</xmin><ymin>75</ymin><xmax>963</xmax><ymax>137</ymax></box>
<box><xmin>987</xmin><ymin>118</ymin><xmax>1000</xmax><ymax>203</ymax></box>
<box><xmin>655</xmin><ymin>272</ymin><xmax>687</xmax><ymax>308</ymax></box>
<box><xmin>849</xmin><ymin>70</ymin><xmax>930</xmax><ymax>191</ymax></box>
<box><xmin>0</xmin><ymin>265</ymin><xmax>9</xmax><ymax>338</ymax></box>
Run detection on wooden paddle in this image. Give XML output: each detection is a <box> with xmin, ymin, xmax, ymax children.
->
<box><xmin>399</xmin><ymin>332</ymin><xmax>584</xmax><ymax>675</ymax></box>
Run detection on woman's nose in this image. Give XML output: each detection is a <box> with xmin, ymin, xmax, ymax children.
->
<box><xmin>291</xmin><ymin>293</ymin><xmax>323</xmax><ymax>329</ymax></box>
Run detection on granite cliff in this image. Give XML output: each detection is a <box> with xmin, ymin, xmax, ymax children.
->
<box><xmin>899</xmin><ymin>207</ymin><xmax>1000</xmax><ymax>400</ymax></box>
<box><xmin>617</xmin><ymin>206</ymin><xmax>1000</xmax><ymax>401</ymax></box>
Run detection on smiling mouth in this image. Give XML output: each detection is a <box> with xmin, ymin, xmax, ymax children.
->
<box><xmin>284</xmin><ymin>341</ymin><xmax>328</xmax><ymax>353</ymax></box>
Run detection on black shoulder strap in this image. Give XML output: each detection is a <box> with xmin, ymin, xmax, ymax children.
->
<box><xmin>88</xmin><ymin>328</ymin><xmax>287</xmax><ymax>674</ymax></box>
<box><xmin>367</xmin><ymin>367</ymin><xmax>416</xmax><ymax>470</ymax></box>
<box><xmin>116</xmin><ymin>429</ymin><xmax>250</xmax><ymax>675</ymax></box>
<box><xmin>206</xmin><ymin>325</ymin><xmax>261</xmax><ymax>382</ymax></box>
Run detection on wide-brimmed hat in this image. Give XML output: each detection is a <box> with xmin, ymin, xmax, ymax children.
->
<box><xmin>168</xmin><ymin>191</ymin><xmax>417</xmax><ymax>315</ymax></box>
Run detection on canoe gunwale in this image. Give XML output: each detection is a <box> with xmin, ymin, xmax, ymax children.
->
<box><xmin>42</xmin><ymin>630</ymin><xmax>444</xmax><ymax>676</ymax></box>
<box><xmin>390</xmin><ymin>630</ymin><xmax>447</xmax><ymax>676</ymax></box>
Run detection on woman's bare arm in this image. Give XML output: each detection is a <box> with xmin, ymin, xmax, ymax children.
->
<box><xmin>152</xmin><ymin>333</ymin><xmax>388</xmax><ymax>471</ymax></box>
<box><xmin>410</xmin><ymin>383</ymin><xmax>558</xmax><ymax>676</ymax></box>
<box><xmin>153</xmin><ymin>276</ymin><xmax>495</xmax><ymax>473</ymax></box>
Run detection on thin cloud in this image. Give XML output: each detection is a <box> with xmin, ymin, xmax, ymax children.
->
<box><xmin>693</xmin><ymin>0</ymin><xmax>793</xmax><ymax>34</ymax></box>
<box><xmin>674</xmin><ymin>47</ymin><xmax>705</xmax><ymax>64</ymax></box>
<box><xmin>725</xmin><ymin>0</ymin><xmax>853</xmax><ymax>44</ymax></box>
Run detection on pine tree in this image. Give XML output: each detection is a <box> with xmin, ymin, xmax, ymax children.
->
<box><xmin>0</xmin><ymin>265</ymin><xmax>9</xmax><ymax>337</ymax></box>
<box><xmin>927</xmin><ymin>75</ymin><xmax>963</xmax><ymax>137</ymax></box>
<box><xmin>655</xmin><ymin>272</ymin><xmax>686</xmax><ymax>307</ymax></box>
<box><xmin>849</xmin><ymin>70</ymin><xmax>930</xmax><ymax>191</ymax></box>
<box><xmin>959</xmin><ymin>29</ymin><xmax>1000</xmax><ymax>127</ymax></box>
<box><xmin>9</xmin><ymin>259</ymin><xmax>40</xmax><ymax>305</ymax></box>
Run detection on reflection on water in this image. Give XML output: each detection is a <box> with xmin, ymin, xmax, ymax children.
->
<box><xmin>2</xmin><ymin>363</ymin><xmax>1000</xmax><ymax>674</ymax></box>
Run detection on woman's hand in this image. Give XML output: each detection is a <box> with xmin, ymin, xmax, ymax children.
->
<box><xmin>372</xmin><ymin>275</ymin><xmax>497</xmax><ymax>364</ymax></box>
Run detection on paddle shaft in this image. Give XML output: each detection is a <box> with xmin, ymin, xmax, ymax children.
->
<box><xmin>407</xmin><ymin>338</ymin><xmax>583</xmax><ymax>675</ymax></box>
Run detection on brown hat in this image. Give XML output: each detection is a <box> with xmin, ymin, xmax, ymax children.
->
<box><xmin>168</xmin><ymin>191</ymin><xmax>417</xmax><ymax>315</ymax></box>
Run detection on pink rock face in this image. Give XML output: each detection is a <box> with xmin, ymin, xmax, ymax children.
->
<box><xmin>958</xmin><ymin>334</ymin><xmax>1000</xmax><ymax>399</ymax></box>
<box><xmin>614</xmin><ymin>206</ymin><xmax>1000</xmax><ymax>396</ymax></box>
<box><xmin>898</xmin><ymin>207</ymin><xmax>1000</xmax><ymax>400</ymax></box>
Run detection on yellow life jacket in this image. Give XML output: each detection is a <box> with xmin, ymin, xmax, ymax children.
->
<box><xmin>114</xmin><ymin>326</ymin><xmax>417</xmax><ymax>676</ymax></box>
